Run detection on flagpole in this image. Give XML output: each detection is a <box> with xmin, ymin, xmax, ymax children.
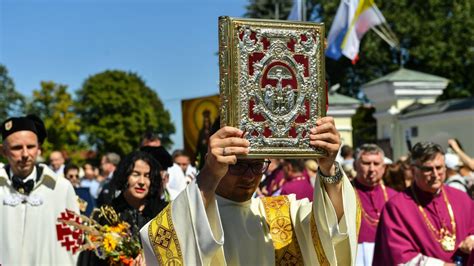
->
<box><xmin>371</xmin><ymin>26</ymin><xmax>397</xmax><ymax>48</ymax></box>
<box><xmin>275</xmin><ymin>0</ymin><xmax>280</xmax><ymax>19</ymax></box>
<box><xmin>302</xmin><ymin>0</ymin><xmax>306</xmax><ymax>21</ymax></box>
<box><xmin>372</xmin><ymin>5</ymin><xmax>399</xmax><ymax>45</ymax></box>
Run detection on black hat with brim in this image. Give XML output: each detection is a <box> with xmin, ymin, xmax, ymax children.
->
<box><xmin>1</xmin><ymin>114</ymin><xmax>47</xmax><ymax>144</ymax></box>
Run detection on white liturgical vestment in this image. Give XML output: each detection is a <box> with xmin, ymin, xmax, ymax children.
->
<box><xmin>140</xmin><ymin>173</ymin><xmax>359</xmax><ymax>265</ymax></box>
<box><xmin>0</xmin><ymin>164</ymin><xmax>79</xmax><ymax>265</ymax></box>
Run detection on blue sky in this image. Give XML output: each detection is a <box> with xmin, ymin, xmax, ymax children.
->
<box><xmin>1</xmin><ymin>0</ymin><xmax>248</xmax><ymax>151</ymax></box>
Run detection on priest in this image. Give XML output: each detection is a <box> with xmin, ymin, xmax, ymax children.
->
<box><xmin>140</xmin><ymin>117</ymin><xmax>360</xmax><ymax>265</ymax></box>
<box><xmin>352</xmin><ymin>144</ymin><xmax>397</xmax><ymax>265</ymax></box>
<box><xmin>373</xmin><ymin>142</ymin><xmax>474</xmax><ymax>265</ymax></box>
<box><xmin>0</xmin><ymin>115</ymin><xmax>80</xmax><ymax>264</ymax></box>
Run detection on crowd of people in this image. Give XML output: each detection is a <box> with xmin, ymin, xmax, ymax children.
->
<box><xmin>0</xmin><ymin>114</ymin><xmax>473</xmax><ymax>265</ymax></box>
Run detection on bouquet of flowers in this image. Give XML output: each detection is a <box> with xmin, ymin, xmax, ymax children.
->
<box><xmin>58</xmin><ymin>206</ymin><xmax>142</xmax><ymax>265</ymax></box>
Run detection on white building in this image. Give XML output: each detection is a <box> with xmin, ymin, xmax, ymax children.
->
<box><xmin>362</xmin><ymin>67</ymin><xmax>474</xmax><ymax>159</ymax></box>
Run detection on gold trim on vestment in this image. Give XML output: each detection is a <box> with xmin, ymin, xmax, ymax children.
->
<box><xmin>148</xmin><ymin>204</ymin><xmax>183</xmax><ymax>265</ymax></box>
<box><xmin>261</xmin><ymin>195</ymin><xmax>305</xmax><ymax>265</ymax></box>
<box><xmin>310</xmin><ymin>211</ymin><xmax>330</xmax><ymax>266</ymax></box>
<box><xmin>356</xmin><ymin>194</ymin><xmax>362</xmax><ymax>239</ymax></box>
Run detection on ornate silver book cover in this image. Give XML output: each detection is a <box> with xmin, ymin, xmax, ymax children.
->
<box><xmin>219</xmin><ymin>17</ymin><xmax>326</xmax><ymax>158</ymax></box>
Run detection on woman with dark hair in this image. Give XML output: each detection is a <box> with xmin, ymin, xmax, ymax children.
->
<box><xmin>78</xmin><ymin>150</ymin><xmax>167</xmax><ymax>265</ymax></box>
<box><xmin>109</xmin><ymin>150</ymin><xmax>168</xmax><ymax>235</ymax></box>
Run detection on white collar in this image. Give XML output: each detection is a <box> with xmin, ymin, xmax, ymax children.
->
<box><xmin>9</xmin><ymin>166</ymin><xmax>37</xmax><ymax>183</ymax></box>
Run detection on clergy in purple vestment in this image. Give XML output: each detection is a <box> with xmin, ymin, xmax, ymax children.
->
<box><xmin>280</xmin><ymin>159</ymin><xmax>314</xmax><ymax>201</ymax></box>
<box><xmin>352</xmin><ymin>144</ymin><xmax>398</xmax><ymax>266</ymax></box>
<box><xmin>373</xmin><ymin>142</ymin><xmax>474</xmax><ymax>265</ymax></box>
<box><xmin>260</xmin><ymin>159</ymin><xmax>285</xmax><ymax>196</ymax></box>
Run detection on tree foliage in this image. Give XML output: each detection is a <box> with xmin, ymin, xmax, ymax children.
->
<box><xmin>75</xmin><ymin>70</ymin><xmax>175</xmax><ymax>156</ymax></box>
<box><xmin>351</xmin><ymin>106</ymin><xmax>377</xmax><ymax>148</ymax></box>
<box><xmin>27</xmin><ymin>81</ymin><xmax>82</xmax><ymax>158</ymax></box>
<box><xmin>245</xmin><ymin>0</ymin><xmax>474</xmax><ymax>99</ymax></box>
<box><xmin>245</xmin><ymin>0</ymin><xmax>293</xmax><ymax>20</ymax></box>
<box><xmin>0</xmin><ymin>64</ymin><xmax>24</xmax><ymax>122</ymax></box>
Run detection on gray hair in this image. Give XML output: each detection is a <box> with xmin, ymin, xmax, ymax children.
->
<box><xmin>355</xmin><ymin>143</ymin><xmax>385</xmax><ymax>162</ymax></box>
<box><xmin>410</xmin><ymin>141</ymin><xmax>444</xmax><ymax>164</ymax></box>
<box><xmin>104</xmin><ymin>152</ymin><xmax>121</xmax><ymax>166</ymax></box>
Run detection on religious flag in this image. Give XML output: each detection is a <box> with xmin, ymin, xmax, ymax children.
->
<box><xmin>326</xmin><ymin>0</ymin><xmax>387</xmax><ymax>62</ymax></box>
<box><xmin>341</xmin><ymin>0</ymin><xmax>386</xmax><ymax>60</ymax></box>
<box><xmin>325</xmin><ymin>0</ymin><xmax>359</xmax><ymax>60</ymax></box>
<box><xmin>287</xmin><ymin>0</ymin><xmax>304</xmax><ymax>21</ymax></box>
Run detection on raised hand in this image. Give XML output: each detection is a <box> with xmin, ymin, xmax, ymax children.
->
<box><xmin>309</xmin><ymin>116</ymin><xmax>341</xmax><ymax>176</ymax></box>
<box><xmin>197</xmin><ymin>126</ymin><xmax>249</xmax><ymax>208</ymax></box>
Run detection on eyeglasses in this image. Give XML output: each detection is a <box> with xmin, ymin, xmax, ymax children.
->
<box><xmin>67</xmin><ymin>174</ymin><xmax>79</xmax><ymax>179</ymax></box>
<box><xmin>414</xmin><ymin>164</ymin><xmax>445</xmax><ymax>173</ymax></box>
<box><xmin>228</xmin><ymin>160</ymin><xmax>271</xmax><ymax>175</ymax></box>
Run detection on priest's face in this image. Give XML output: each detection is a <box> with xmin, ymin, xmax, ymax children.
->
<box><xmin>216</xmin><ymin>159</ymin><xmax>268</xmax><ymax>202</ymax></box>
<box><xmin>355</xmin><ymin>151</ymin><xmax>385</xmax><ymax>187</ymax></box>
<box><xmin>412</xmin><ymin>153</ymin><xmax>446</xmax><ymax>194</ymax></box>
<box><xmin>2</xmin><ymin>131</ymin><xmax>40</xmax><ymax>178</ymax></box>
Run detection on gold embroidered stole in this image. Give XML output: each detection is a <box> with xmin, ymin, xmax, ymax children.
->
<box><xmin>356</xmin><ymin>194</ymin><xmax>362</xmax><ymax>239</ymax></box>
<box><xmin>310</xmin><ymin>213</ymin><xmax>330</xmax><ymax>266</ymax></box>
<box><xmin>261</xmin><ymin>195</ymin><xmax>306</xmax><ymax>265</ymax></box>
<box><xmin>148</xmin><ymin>204</ymin><xmax>183</xmax><ymax>265</ymax></box>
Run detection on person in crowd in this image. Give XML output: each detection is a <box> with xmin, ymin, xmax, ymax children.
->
<box><xmin>341</xmin><ymin>144</ymin><xmax>354</xmax><ymax>167</ymax></box>
<box><xmin>109</xmin><ymin>151</ymin><xmax>168</xmax><ymax>235</ymax></box>
<box><xmin>373</xmin><ymin>142</ymin><xmax>474</xmax><ymax>265</ymax></box>
<box><xmin>305</xmin><ymin>159</ymin><xmax>318</xmax><ymax>187</ymax></box>
<box><xmin>0</xmin><ymin>115</ymin><xmax>79</xmax><ymax>264</ymax></box>
<box><xmin>448</xmin><ymin>138</ymin><xmax>474</xmax><ymax>170</ymax></box>
<box><xmin>96</xmin><ymin>152</ymin><xmax>121</xmax><ymax>206</ymax></box>
<box><xmin>166</xmin><ymin>149</ymin><xmax>197</xmax><ymax>199</ymax></box>
<box><xmin>342</xmin><ymin>162</ymin><xmax>357</xmax><ymax>181</ymax></box>
<box><xmin>262</xmin><ymin>158</ymin><xmax>286</xmax><ymax>196</ymax></box>
<box><xmin>140</xmin><ymin>131</ymin><xmax>162</xmax><ymax>147</ymax></box>
<box><xmin>64</xmin><ymin>163</ymin><xmax>81</xmax><ymax>188</ymax></box>
<box><xmin>280</xmin><ymin>159</ymin><xmax>314</xmax><ymax>201</ymax></box>
<box><xmin>383</xmin><ymin>155</ymin><xmax>413</xmax><ymax>192</ymax></box>
<box><xmin>140</xmin><ymin>117</ymin><xmax>359</xmax><ymax>265</ymax></box>
<box><xmin>49</xmin><ymin>150</ymin><xmax>66</xmax><ymax>178</ymax></box>
<box><xmin>78</xmin><ymin>150</ymin><xmax>166</xmax><ymax>265</ymax></box>
<box><xmin>65</xmin><ymin>164</ymin><xmax>95</xmax><ymax>216</ymax></box>
<box><xmin>352</xmin><ymin>144</ymin><xmax>397</xmax><ymax>265</ymax></box>
<box><xmin>100</xmin><ymin>152</ymin><xmax>120</xmax><ymax>181</ymax></box>
<box><xmin>139</xmin><ymin>145</ymin><xmax>175</xmax><ymax>201</ymax></box>
<box><xmin>80</xmin><ymin>162</ymin><xmax>101</xmax><ymax>199</ymax></box>
<box><xmin>445</xmin><ymin>153</ymin><xmax>469</xmax><ymax>193</ymax></box>
<box><xmin>448</xmin><ymin>138</ymin><xmax>474</xmax><ymax>197</ymax></box>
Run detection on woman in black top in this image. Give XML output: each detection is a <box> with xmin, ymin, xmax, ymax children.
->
<box><xmin>78</xmin><ymin>150</ymin><xmax>167</xmax><ymax>265</ymax></box>
<box><xmin>109</xmin><ymin>150</ymin><xmax>168</xmax><ymax>235</ymax></box>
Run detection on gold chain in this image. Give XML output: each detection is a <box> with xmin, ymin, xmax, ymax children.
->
<box><xmin>356</xmin><ymin>182</ymin><xmax>388</xmax><ymax>227</ymax></box>
<box><xmin>411</xmin><ymin>185</ymin><xmax>456</xmax><ymax>251</ymax></box>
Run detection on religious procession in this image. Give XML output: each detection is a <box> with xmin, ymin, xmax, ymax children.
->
<box><xmin>1</xmin><ymin>0</ymin><xmax>473</xmax><ymax>265</ymax></box>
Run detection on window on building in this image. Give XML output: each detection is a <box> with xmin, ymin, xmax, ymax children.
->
<box><xmin>411</xmin><ymin>126</ymin><xmax>418</xmax><ymax>138</ymax></box>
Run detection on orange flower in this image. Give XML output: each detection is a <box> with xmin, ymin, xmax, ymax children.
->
<box><xmin>120</xmin><ymin>255</ymin><xmax>133</xmax><ymax>265</ymax></box>
<box><xmin>110</xmin><ymin>223</ymin><xmax>127</xmax><ymax>233</ymax></box>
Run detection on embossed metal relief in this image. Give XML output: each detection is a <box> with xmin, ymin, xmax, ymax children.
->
<box><xmin>219</xmin><ymin>17</ymin><xmax>326</xmax><ymax>158</ymax></box>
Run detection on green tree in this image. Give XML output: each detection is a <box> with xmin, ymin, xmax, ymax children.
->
<box><xmin>76</xmin><ymin>70</ymin><xmax>175</xmax><ymax>156</ymax></box>
<box><xmin>245</xmin><ymin>0</ymin><xmax>293</xmax><ymax>20</ymax></box>
<box><xmin>245</xmin><ymin>0</ymin><xmax>474</xmax><ymax>99</ymax></box>
<box><xmin>0</xmin><ymin>64</ymin><xmax>25</xmax><ymax>122</ymax></box>
<box><xmin>27</xmin><ymin>81</ymin><xmax>82</xmax><ymax>158</ymax></box>
<box><xmin>351</xmin><ymin>106</ymin><xmax>377</xmax><ymax>148</ymax></box>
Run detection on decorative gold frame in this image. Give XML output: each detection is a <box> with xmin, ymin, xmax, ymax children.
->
<box><xmin>219</xmin><ymin>17</ymin><xmax>326</xmax><ymax>158</ymax></box>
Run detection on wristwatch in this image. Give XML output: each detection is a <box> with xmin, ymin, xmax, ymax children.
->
<box><xmin>318</xmin><ymin>162</ymin><xmax>343</xmax><ymax>184</ymax></box>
